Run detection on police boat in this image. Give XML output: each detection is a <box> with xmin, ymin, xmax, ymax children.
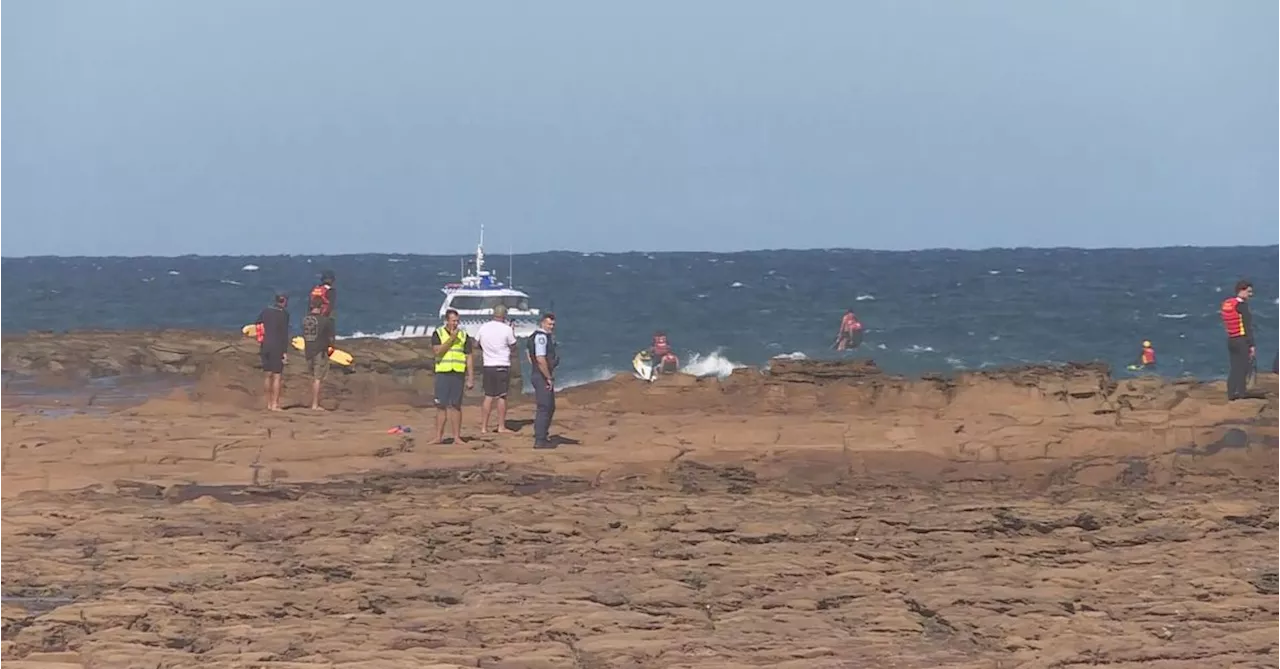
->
<box><xmin>397</xmin><ymin>227</ymin><xmax>543</xmax><ymax>339</ymax></box>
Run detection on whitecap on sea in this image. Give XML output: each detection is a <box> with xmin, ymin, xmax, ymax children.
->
<box><xmin>856</xmin><ymin>294</ymin><xmax>875</xmax><ymax>301</ymax></box>
<box><xmin>167</xmin><ymin>270</ymin><xmax>180</xmax><ymax>275</ymax></box>
<box><xmin>1158</xmin><ymin>313</ymin><xmax>1188</xmax><ymax>319</ymax></box>
<box><xmin>681</xmin><ymin>350</ymin><xmax>747</xmax><ymax>378</ymax></box>
<box><xmin>241</xmin><ymin>264</ymin><xmax>259</xmax><ymax>271</ymax></box>
<box><xmin>730</xmin><ymin>281</ymin><xmax>745</xmax><ymax>288</ymax></box>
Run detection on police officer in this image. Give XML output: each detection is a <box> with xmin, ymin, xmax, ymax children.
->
<box><xmin>526</xmin><ymin>313</ymin><xmax>559</xmax><ymax>449</ymax></box>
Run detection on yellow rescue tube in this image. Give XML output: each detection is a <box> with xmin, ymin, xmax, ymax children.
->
<box><xmin>291</xmin><ymin>336</ymin><xmax>354</xmax><ymax>366</ymax></box>
<box><xmin>240</xmin><ymin>325</ymin><xmax>352</xmax><ymax>365</ymax></box>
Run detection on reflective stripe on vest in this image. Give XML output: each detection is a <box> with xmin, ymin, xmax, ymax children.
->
<box><xmin>435</xmin><ymin>327</ymin><xmax>468</xmax><ymax>373</ymax></box>
<box><xmin>1220</xmin><ymin>297</ymin><xmax>1245</xmax><ymax>337</ymax></box>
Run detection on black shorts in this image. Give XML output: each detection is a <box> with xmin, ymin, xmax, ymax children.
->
<box><xmin>260</xmin><ymin>349</ymin><xmax>285</xmax><ymax>374</ymax></box>
<box><xmin>482</xmin><ymin>367</ymin><xmax>510</xmax><ymax>398</ymax></box>
<box><xmin>434</xmin><ymin>372</ymin><xmax>465</xmax><ymax>409</ymax></box>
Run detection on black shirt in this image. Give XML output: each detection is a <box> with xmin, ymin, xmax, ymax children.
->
<box><xmin>1238</xmin><ymin>300</ymin><xmax>1255</xmax><ymax>347</ymax></box>
<box><xmin>430</xmin><ymin>328</ymin><xmax>475</xmax><ymax>360</ymax></box>
<box><xmin>302</xmin><ymin>313</ymin><xmax>335</xmax><ymax>359</ymax></box>
<box><xmin>257</xmin><ymin>306</ymin><xmax>290</xmax><ymax>353</ymax></box>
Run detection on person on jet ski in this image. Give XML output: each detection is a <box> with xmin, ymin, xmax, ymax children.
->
<box><xmin>1135</xmin><ymin>340</ymin><xmax>1156</xmax><ymax>370</ymax></box>
<box><xmin>835</xmin><ymin>309</ymin><xmax>863</xmax><ymax>351</ymax></box>
<box><xmin>649</xmin><ymin>331</ymin><xmax>680</xmax><ymax>375</ymax></box>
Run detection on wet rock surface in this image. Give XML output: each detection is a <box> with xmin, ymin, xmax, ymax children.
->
<box><xmin>3</xmin><ymin>471</ymin><xmax>1276</xmax><ymax>668</ymax></box>
<box><xmin>2</xmin><ymin>332</ymin><xmax>1278</xmax><ymax>667</ymax></box>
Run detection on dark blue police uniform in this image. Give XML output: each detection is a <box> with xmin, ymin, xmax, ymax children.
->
<box><xmin>526</xmin><ymin>328</ymin><xmax>559</xmax><ymax>448</ymax></box>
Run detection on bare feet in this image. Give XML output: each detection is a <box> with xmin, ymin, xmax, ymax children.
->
<box><xmin>309</xmin><ymin>405</ymin><xmax>327</xmax><ymax>412</ymax></box>
<box><xmin>496</xmin><ymin>428</ymin><xmax>513</xmax><ymax>434</ymax></box>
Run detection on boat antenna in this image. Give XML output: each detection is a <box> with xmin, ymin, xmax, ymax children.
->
<box><xmin>508</xmin><ymin>240</ymin><xmax>514</xmax><ymax>287</ymax></box>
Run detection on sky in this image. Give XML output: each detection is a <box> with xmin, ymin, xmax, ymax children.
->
<box><xmin>3</xmin><ymin>0</ymin><xmax>1277</xmax><ymax>257</ymax></box>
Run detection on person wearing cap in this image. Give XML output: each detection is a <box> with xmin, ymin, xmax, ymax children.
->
<box><xmin>254</xmin><ymin>292</ymin><xmax>291</xmax><ymax>411</ymax></box>
<box><xmin>1135</xmin><ymin>340</ymin><xmax>1156</xmax><ymax>370</ymax></box>
<box><xmin>476</xmin><ymin>303</ymin><xmax>518</xmax><ymax>433</ymax></box>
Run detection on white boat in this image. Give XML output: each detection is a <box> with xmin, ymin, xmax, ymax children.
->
<box><xmin>397</xmin><ymin>227</ymin><xmax>542</xmax><ymax>339</ymax></box>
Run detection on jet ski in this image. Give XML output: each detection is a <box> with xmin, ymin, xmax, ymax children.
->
<box><xmin>633</xmin><ymin>350</ymin><xmax>657</xmax><ymax>382</ymax></box>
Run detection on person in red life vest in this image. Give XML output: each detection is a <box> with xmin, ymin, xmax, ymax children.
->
<box><xmin>1220</xmin><ymin>279</ymin><xmax>1256</xmax><ymax>400</ymax></box>
<box><xmin>310</xmin><ymin>270</ymin><xmax>336</xmax><ymax>319</ymax></box>
<box><xmin>1135</xmin><ymin>340</ymin><xmax>1156</xmax><ymax>369</ymax></box>
<box><xmin>835</xmin><ymin>309</ymin><xmax>864</xmax><ymax>351</ymax></box>
<box><xmin>650</xmin><ymin>332</ymin><xmax>680</xmax><ymax>375</ymax></box>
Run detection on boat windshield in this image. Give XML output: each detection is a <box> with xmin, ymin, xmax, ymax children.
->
<box><xmin>449</xmin><ymin>295</ymin><xmax>530</xmax><ymax>311</ymax></box>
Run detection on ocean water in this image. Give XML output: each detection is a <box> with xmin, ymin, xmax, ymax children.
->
<box><xmin>2</xmin><ymin>247</ymin><xmax>1276</xmax><ymax>385</ymax></box>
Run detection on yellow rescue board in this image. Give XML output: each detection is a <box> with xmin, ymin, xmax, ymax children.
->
<box><xmin>292</xmin><ymin>337</ymin><xmax>354</xmax><ymax>366</ymax></box>
<box><xmin>239</xmin><ymin>324</ymin><xmax>354</xmax><ymax>366</ymax></box>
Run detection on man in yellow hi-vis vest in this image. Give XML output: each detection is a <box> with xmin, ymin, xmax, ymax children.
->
<box><xmin>431</xmin><ymin>309</ymin><xmax>475</xmax><ymax>444</ymax></box>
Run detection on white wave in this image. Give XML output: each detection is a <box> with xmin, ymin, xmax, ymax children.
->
<box><xmin>220</xmin><ymin>279</ymin><xmax>243</xmax><ymax>286</ymax></box>
<box><xmin>681</xmin><ymin>349</ymin><xmax>747</xmax><ymax>378</ymax></box>
<box><xmin>988</xmin><ymin>270</ymin><xmax>1001</xmax><ymax>275</ymax></box>
<box><xmin>730</xmin><ymin>281</ymin><xmax>745</xmax><ymax>288</ymax></box>
<box><xmin>945</xmin><ymin>356</ymin><xmax>966</xmax><ymax>368</ymax></box>
<box><xmin>1158</xmin><ymin>313</ymin><xmax>1188</xmax><ymax>319</ymax></box>
<box><xmin>340</xmin><ymin>329</ymin><xmax>411</xmax><ymax>340</ymax></box>
<box><xmin>771</xmin><ymin>351</ymin><xmax>808</xmax><ymax>360</ymax></box>
<box><xmin>241</xmin><ymin>264</ymin><xmax>259</xmax><ymax>271</ymax></box>
<box><xmin>855</xmin><ymin>294</ymin><xmax>875</xmax><ymax>301</ymax></box>
<box><xmin>167</xmin><ymin>270</ymin><xmax>180</xmax><ymax>275</ymax></box>
<box><xmin>876</xmin><ymin>343</ymin><xmax>887</xmax><ymax>350</ymax></box>
<box><xmin>556</xmin><ymin>367</ymin><xmax>624</xmax><ymax>390</ymax></box>
<box><xmin>1015</xmin><ymin>268</ymin><xmax>1024</xmax><ymax>273</ymax></box>
<box><xmin>387</xmin><ymin>258</ymin><xmax>407</xmax><ymax>263</ymax></box>
<box><xmin>904</xmin><ymin>344</ymin><xmax>935</xmax><ymax>353</ymax></box>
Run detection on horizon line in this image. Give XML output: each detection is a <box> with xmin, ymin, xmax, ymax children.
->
<box><xmin>3</xmin><ymin>243</ymin><xmax>1277</xmax><ymax>261</ymax></box>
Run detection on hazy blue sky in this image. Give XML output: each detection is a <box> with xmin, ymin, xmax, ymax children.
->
<box><xmin>4</xmin><ymin>1</ymin><xmax>1277</xmax><ymax>256</ymax></box>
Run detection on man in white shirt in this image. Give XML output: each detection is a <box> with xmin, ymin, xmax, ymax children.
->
<box><xmin>476</xmin><ymin>304</ymin><xmax>518</xmax><ymax>433</ymax></box>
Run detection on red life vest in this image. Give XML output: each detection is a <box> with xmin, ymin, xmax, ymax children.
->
<box><xmin>1220</xmin><ymin>297</ymin><xmax>1246</xmax><ymax>338</ymax></box>
<box><xmin>310</xmin><ymin>284</ymin><xmax>333</xmax><ymax>317</ymax></box>
<box><xmin>652</xmin><ymin>334</ymin><xmax>670</xmax><ymax>356</ymax></box>
<box><xmin>1141</xmin><ymin>347</ymin><xmax>1155</xmax><ymax>365</ymax></box>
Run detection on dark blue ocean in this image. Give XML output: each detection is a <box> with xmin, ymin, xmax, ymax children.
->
<box><xmin>3</xmin><ymin>247</ymin><xmax>1276</xmax><ymax>385</ymax></box>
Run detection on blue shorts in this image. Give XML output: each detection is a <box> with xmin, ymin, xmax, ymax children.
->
<box><xmin>434</xmin><ymin>372</ymin><xmax>465</xmax><ymax>409</ymax></box>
